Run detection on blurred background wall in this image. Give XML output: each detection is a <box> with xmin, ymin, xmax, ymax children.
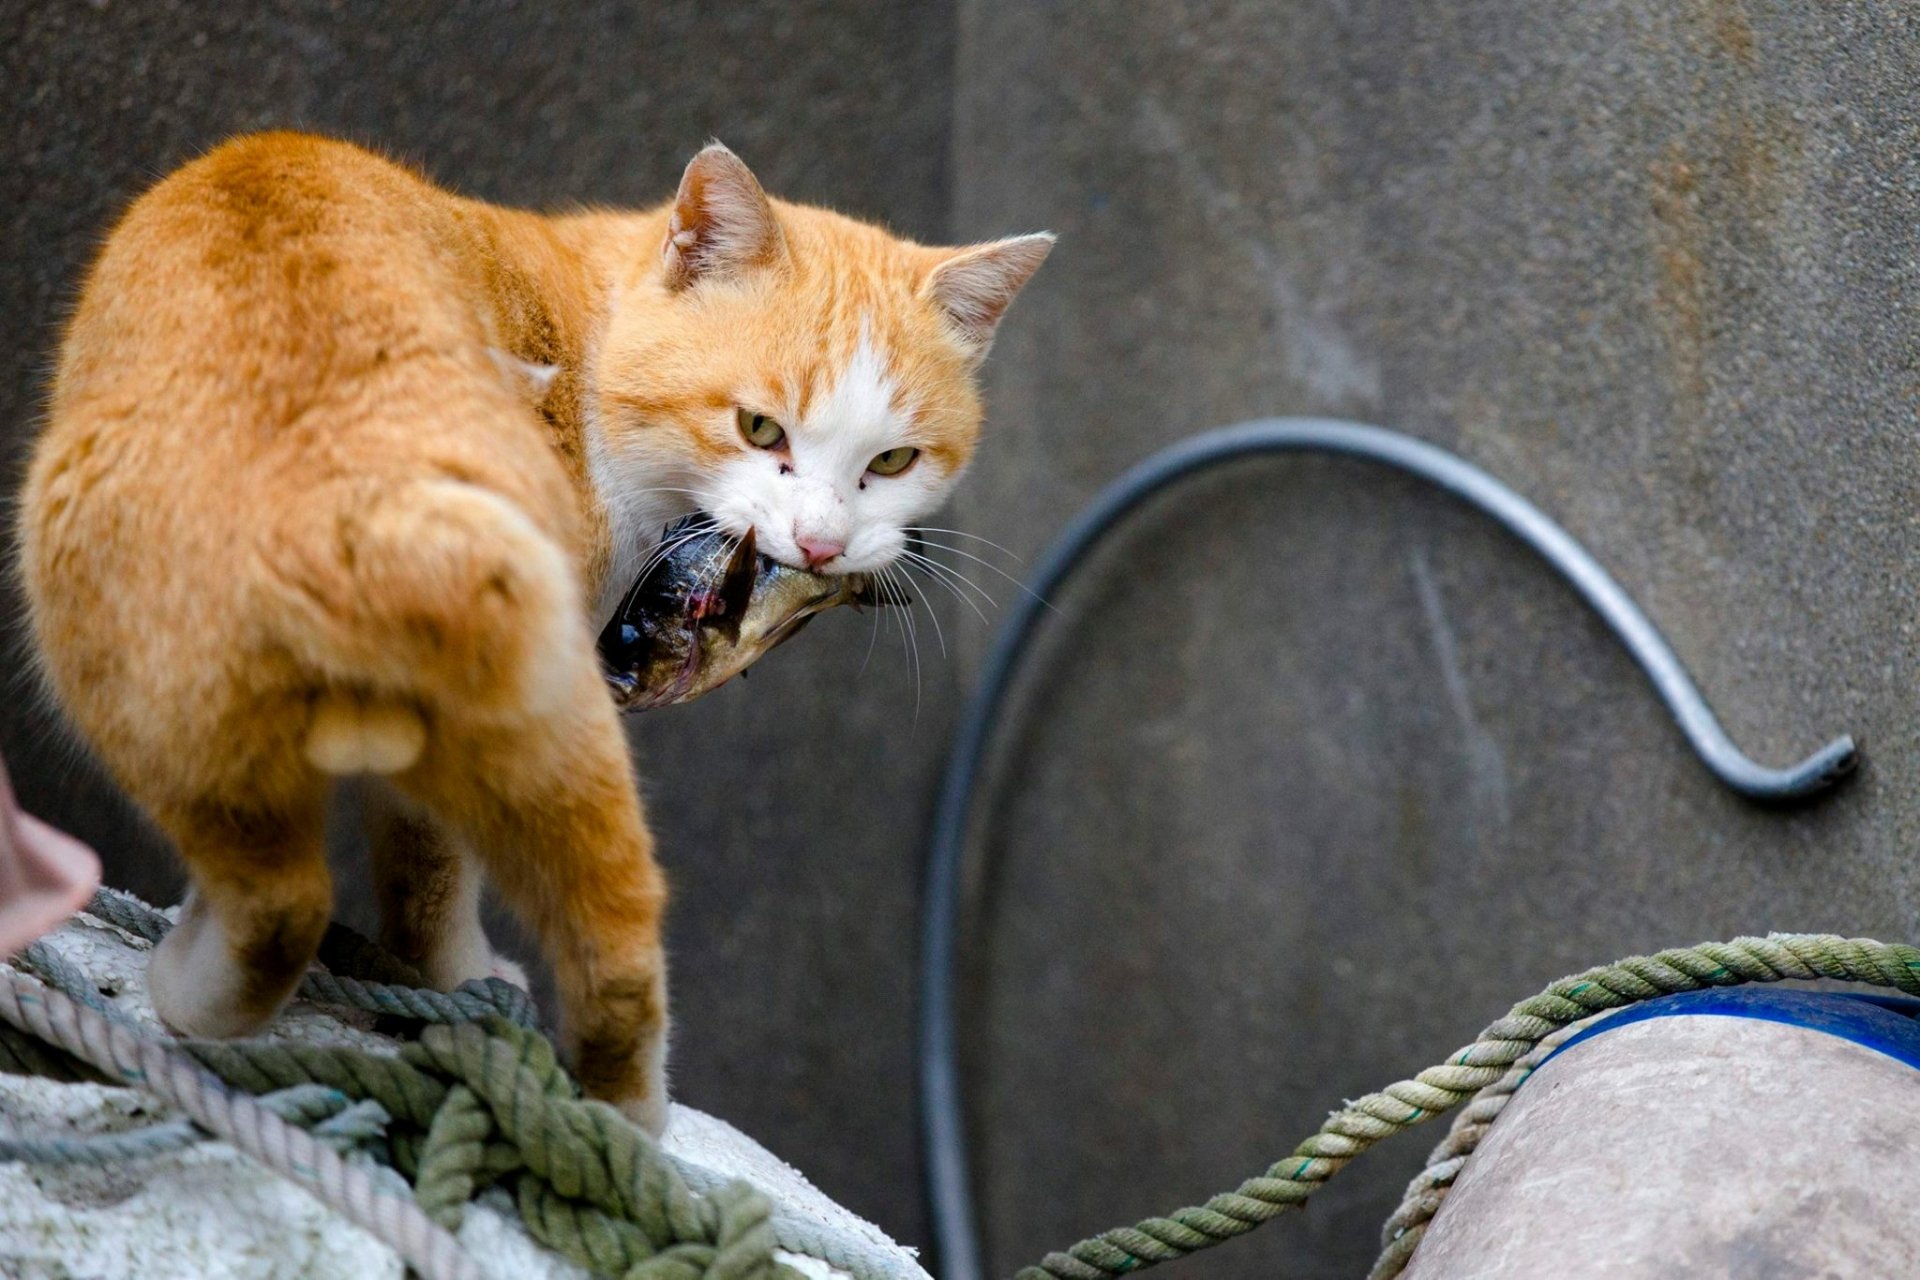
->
<box><xmin>8</xmin><ymin>3</ymin><xmax>1920</xmax><ymax>1276</ymax></box>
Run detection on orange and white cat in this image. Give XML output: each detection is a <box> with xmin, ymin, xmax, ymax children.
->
<box><xmin>17</xmin><ymin>131</ymin><xmax>1049</xmax><ymax>1132</ymax></box>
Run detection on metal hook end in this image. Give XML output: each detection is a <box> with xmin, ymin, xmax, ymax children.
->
<box><xmin>1759</xmin><ymin>734</ymin><xmax>1858</xmax><ymax>803</ymax></box>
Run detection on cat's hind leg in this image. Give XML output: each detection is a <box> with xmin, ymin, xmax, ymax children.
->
<box><xmin>253</xmin><ymin>469</ymin><xmax>666</xmax><ymax>1129</ymax></box>
<box><xmin>147</xmin><ymin>796</ymin><xmax>332</xmax><ymax>1039</ymax></box>
<box><xmin>393</xmin><ymin>660</ymin><xmax>670</xmax><ymax>1136</ymax></box>
<box><xmin>363</xmin><ymin>782</ymin><xmax>524</xmax><ymax>991</ymax></box>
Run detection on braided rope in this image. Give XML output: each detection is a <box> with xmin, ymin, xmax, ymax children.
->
<box><xmin>672</xmin><ymin>1152</ymin><xmax>926</xmax><ymax>1280</ymax></box>
<box><xmin>1018</xmin><ymin>934</ymin><xmax>1920</xmax><ymax>1280</ymax></box>
<box><xmin>1</xmin><ymin>1112</ymin><xmax>206</xmax><ymax>1164</ymax></box>
<box><xmin>0</xmin><ymin>967</ymin><xmax>479</xmax><ymax>1280</ymax></box>
<box><xmin>74</xmin><ymin>886</ymin><xmax>170</xmax><ymax>944</ymax></box>
<box><xmin>186</xmin><ymin>1016</ymin><xmax>802</xmax><ymax>1280</ymax></box>
<box><xmin>13</xmin><ymin>890</ymin><xmax>924</xmax><ymax>1280</ymax></box>
<box><xmin>1364</xmin><ymin>1012</ymin><xmax>1603</xmax><ymax>1279</ymax></box>
<box><xmin>301</xmin><ymin>969</ymin><xmax>543</xmax><ymax>1028</ymax></box>
<box><xmin>0</xmin><ymin>1020</ymin><xmax>107</xmax><ymax>1082</ymax></box>
<box><xmin>0</xmin><ymin>1081</ymin><xmax>390</xmax><ymax>1165</ymax></box>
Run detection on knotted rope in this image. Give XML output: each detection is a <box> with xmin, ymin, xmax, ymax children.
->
<box><xmin>0</xmin><ymin>1075</ymin><xmax>390</xmax><ymax>1165</ymax></box>
<box><xmin>8</xmin><ymin>931</ymin><xmax>394</xmax><ymax>1161</ymax></box>
<box><xmin>0</xmin><ymin>965</ymin><xmax>480</xmax><ymax>1280</ymax></box>
<box><xmin>1365</xmin><ymin>1012</ymin><xmax>1602</xmax><ymax>1279</ymax></box>
<box><xmin>1018</xmin><ymin>933</ymin><xmax>1920</xmax><ymax>1280</ymax></box>
<box><xmin>1</xmin><ymin>890</ymin><xmax>920</xmax><ymax>1280</ymax></box>
<box><xmin>32</xmin><ymin>898</ymin><xmax>1895</xmax><ymax>1279</ymax></box>
<box><xmin>184</xmin><ymin>1016</ymin><xmax>796</xmax><ymax>1280</ymax></box>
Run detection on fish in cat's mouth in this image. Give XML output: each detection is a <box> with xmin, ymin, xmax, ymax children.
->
<box><xmin>598</xmin><ymin>514</ymin><xmax>906</xmax><ymax>710</ymax></box>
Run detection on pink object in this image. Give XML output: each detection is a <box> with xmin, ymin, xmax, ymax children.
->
<box><xmin>0</xmin><ymin>753</ymin><xmax>101</xmax><ymax>956</ymax></box>
<box><xmin>794</xmin><ymin>534</ymin><xmax>846</xmax><ymax>568</ymax></box>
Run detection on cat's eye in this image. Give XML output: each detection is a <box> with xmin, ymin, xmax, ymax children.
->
<box><xmin>737</xmin><ymin>409</ymin><xmax>786</xmax><ymax>450</ymax></box>
<box><xmin>867</xmin><ymin>446</ymin><xmax>920</xmax><ymax>477</ymax></box>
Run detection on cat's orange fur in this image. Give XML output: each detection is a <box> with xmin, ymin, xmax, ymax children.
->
<box><xmin>18</xmin><ymin>131</ymin><xmax>1049</xmax><ymax>1132</ymax></box>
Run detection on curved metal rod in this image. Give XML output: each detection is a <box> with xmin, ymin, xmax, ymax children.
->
<box><xmin>919</xmin><ymin>417</ymin><xmax>1857</xmax><ymax>1280</ymax></box>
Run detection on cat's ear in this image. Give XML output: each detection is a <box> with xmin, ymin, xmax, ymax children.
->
<box><xmin>923</xmin><ymin>233</ymin><xmax>1056</xmax><ymax>357</ymax></box>
<box><xmin>661</xmin><ymin>143</ymin><xmax>787</xmax><ymax>291</ymax></box>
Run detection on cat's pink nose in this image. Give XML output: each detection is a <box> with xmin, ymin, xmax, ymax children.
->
<box><xmin>795</xmin><ymin>534</ymin><xmax>846</xmax><ymax>568</ymax></box>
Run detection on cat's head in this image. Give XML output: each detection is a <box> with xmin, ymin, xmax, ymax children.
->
<box><xmin>594</xmin><ymin>143</ymin><xmax>1051</xmax><ymax>577</ymax></box>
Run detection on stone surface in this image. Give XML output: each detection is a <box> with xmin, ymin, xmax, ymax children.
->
<box><xmin>949</xmin><ymin>2</ymin><xmax>1920</xmax><ymax>1276</ymax></box>
<box><xmin>1404</xmin><ymin>1003</ymin><xmax>1920</xmax><ymax>1277</ymax></box>
<box><xmin>0</xmin><ymin>908</ymin><xmax>927</xmax><ymax>1280</ymax></box>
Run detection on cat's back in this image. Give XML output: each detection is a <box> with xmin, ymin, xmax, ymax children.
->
<box><xmin>25</xmin><ymin>131</ymin><xmax>553</xmax><ymax>547</ymax></box>
<box><xmin>52</xmin><ymin>132</ymin><xmax>481</xmax><ymax>423</ymax></box>
<box><xmin>20</xmin><ymin>133</ymin><xmax>577</xmax><ymax>724</ymax></box>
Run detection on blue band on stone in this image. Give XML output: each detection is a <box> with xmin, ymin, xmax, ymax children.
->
<box><xmin>1548</xmin><ymin>987</ymin><xmax>1920</xmax><ymax>1072</ymax></box>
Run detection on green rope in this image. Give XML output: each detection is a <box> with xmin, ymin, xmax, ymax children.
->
<box><xmin>14</xmin><ymin>889</ymin><xmax>836</xmax><ymax>1280</ymax></box>
<box><xmin>1366</xmin><ymin>1012</ymin><xmax>1602</xmax><ymax>1280</ymax></box>
<box><xmin>1019</xmin><ymin>933</ymin><xmax>1920</xmax><ymax>1280</ymax></box>
<box><xmin>184</xmin><ymin>1016</ymin><xmax>799</xmax><ymax>1280</ymax></box>
<box><xmin>27</xmin><ymin>895</ymin><xmax>1913</xmax><ymax>1278</ymax></box>
<box><xmin>302</xmin><ymin>968</ymin><xmax>543</xmax><ymax>1028</ymax></box>
<box><xmin>0</xmin><ymin>1083</ymin><xmax>388</xmax><ymax>1165</ymax></box>
<box><xmin>10</xmin><ymin>890</ymin><xmax>921</xmax><ymax>1279</ymax></box>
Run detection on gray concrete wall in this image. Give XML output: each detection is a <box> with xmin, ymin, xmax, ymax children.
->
<box><xmin>10</xmin><ymin>2</ymin><xmax>1920</xmax><ymax>1275</ymax></box>
<box><xmin>948</xmin><ymin>2</ymin><xmax>1920</xmax><ymax>1275</ymax></box>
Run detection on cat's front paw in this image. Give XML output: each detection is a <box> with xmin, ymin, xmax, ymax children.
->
<box><xmin>613</xmin><ymin>1088</ymin><xmax>670</xmax><ymax>1140</ymax></box>
<box><xmin>150</xmin><ymin>895</ymin><xmax>316</xmax><ymax>1039</ymax></box>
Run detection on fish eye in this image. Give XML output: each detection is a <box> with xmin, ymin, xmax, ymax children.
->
<box><xmin>867</xmin><ymin>446</ymin><xmax>919</xmax><ymax>477</ymax></box>
<box><xmin>737</xmin><ymin>409</ymin><xmax>787</xmax><ymax>450</ymax></box>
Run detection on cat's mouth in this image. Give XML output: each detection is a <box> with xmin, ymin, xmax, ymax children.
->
<box><xmin>598</xmin><ymin>516</ymin><xmax>907</xmax><ymax>710</ymax></box>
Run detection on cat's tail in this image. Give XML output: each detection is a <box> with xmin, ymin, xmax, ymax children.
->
<box><xmin>260</xmin><ymin>478</ymin><xmax>589</xmax><ymax>776</ymax></box>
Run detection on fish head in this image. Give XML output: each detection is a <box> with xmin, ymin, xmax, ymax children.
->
<box><xmin>599</xmin><ymin>517</ymin><xmax>909</xmax><ymax>710</ymax></box>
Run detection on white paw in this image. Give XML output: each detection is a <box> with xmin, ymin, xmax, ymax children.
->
<box><xmin>149</xmin><ymin>909</ymin><xmax>277</xmax><ymax>1039</ymax></box>
<box><xmin>487</xmin><ymin>953</ymin><xmax>530</xmax><ymax>991</ymax></box>
<box><xmin>615</xmin><ymin>1088</ymin><xmax>670</xmax><ymax>1140</ymax></box>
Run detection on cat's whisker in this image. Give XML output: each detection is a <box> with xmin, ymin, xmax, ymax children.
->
<box><xmin>637</xmin><ymin>518</ymin><xmax>718</xmax><ymax>559</ymax></box>
<box><xmin>856</xmin><ymin>576</ymin><xmax>884</xmax><ymax>679</ymax></box>
<box><xmin>898</xmin><ymin>546</ymin><xmax>1001</xmax><ymax>615</ymax></box>
<box><xmin>625</xmin><ymin>540</ymin><xmax>694</xmax><ymax>599</ymax></box>
<box><xmin>880</xmin><ymin>564</ymin><xmax>910</xmax><ymax>710</ymax></box>
<box><xmin>629</xmin><ymin>521</ymin><xmax>719</xmax><ymax>586</ymax></box>
<box><xmin>896</xmin><ymin>549</ymin><xmax>994</xmax><ymax>626</ymax></box>
<box><xmin>902</xmin><ymin>565</ymin><xmax>928</xmax><ymax>724</ymax></box>
<box><xmin>909</xmin><ymin>526</ymin><xmax>1026</xmax><ymax>564</ymax></box>
<box><xmin>613</xmin><ymin>525</ymin><xmax>719</xmax><ymax>618</ymax></box>
<box><xmin>889</xmin><ymin>562</ymin><xmax>921</xmax><ymax>686</ymax></box>
<box><xmin>883</xmin><ymin>562</ymin><xmax>923</xmax><ymax>723</ymax></box>
<box><xmin>615</xmin><ymin>532</ymin><xmax>700</xmax><ymax>619</ymax></box>
<box><xmin>910</xmin><ymin>537</ymin><xmax>1058</xmax><ymax>614</ymax></box>
<box><xmin>900</xmin><ymin>558</ymin><xmax>949</xmax><ymax>660</ymax></box>
<box><xmin>898</xmin><ymin>563</ymin><xmax>988</xmax><ymax>632</ymax></box>
<box><xmin>620</xmin><ymin>520</ymin><xmax>727</xmax><ymax>620</ymax></box>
